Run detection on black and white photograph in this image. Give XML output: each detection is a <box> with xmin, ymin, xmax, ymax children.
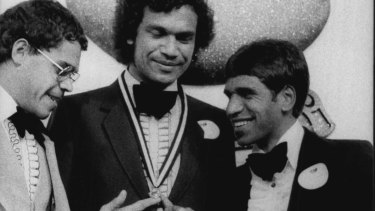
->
<box><xmin>0</xmin><ymin>0</ymin><xmax>373</xmax><ymax>210</ymax></box>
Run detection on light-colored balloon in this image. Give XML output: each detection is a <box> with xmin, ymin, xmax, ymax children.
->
<box><xmin>65</xmin><ymin>0</ymin><xmax>330</xmax><ymax>84</ymax></box>
<box><xmin>0</xmin><ymin>0</ymin><xmax>25</xmax><ymax>13</ymax></box>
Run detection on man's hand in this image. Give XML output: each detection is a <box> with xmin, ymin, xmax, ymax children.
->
<box><xmin>161</xmin><ymin>196</ymin><xmax>194</xmax><ymax>211</ymax></box>
<box><xmin>100</xmin><ymin>190</ymin><xmax>161</xmax><ymax>211</ymax></box>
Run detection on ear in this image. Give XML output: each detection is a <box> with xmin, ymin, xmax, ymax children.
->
<box><xmin>11</xmin><ymin>38</ymin><xmax>31</xmax><ymax>65</ymax></box>
<box><xmin>278</xmin><ymin>85</ymin><xmax>296</xmax><ymax>113</ymax></box>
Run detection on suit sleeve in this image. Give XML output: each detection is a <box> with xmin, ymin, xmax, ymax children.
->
<box><xmin>336</xmin><ymin>140</ymin><xmax>374</xmax><ymax>211</ymax></box>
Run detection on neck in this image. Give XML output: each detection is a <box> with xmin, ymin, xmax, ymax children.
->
<box><xmin>128</xmin><ymin>63</ymin><xmax>142</xmax><ymax>82</ymax></box>
<box><xmin>258</xmin><ymin>116</ymin><xmax>297</xmax><ymax>153</ymax></box>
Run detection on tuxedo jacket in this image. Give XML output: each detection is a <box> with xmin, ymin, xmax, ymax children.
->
<box><xmin>0</xmin><ymin>133</ymin><xmax>70</xmax><ymax>211</ymax></box>
<box><xmin>234</xmin><ymin>129</ymin><xmax>374</xmax><ymax>211</ymax></box>
<box><xmin>49</xmin><ymin>81</ymin><xmax>236</xmax><ymax>211</ymax></box>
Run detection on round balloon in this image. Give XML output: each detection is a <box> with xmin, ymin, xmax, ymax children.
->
<box><xmin>66</xmin><ymin>0</ymin><xmax>330</xmax><ymax>84</ymax></box>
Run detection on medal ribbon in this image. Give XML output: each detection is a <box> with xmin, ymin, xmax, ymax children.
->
<box><xmin>118</xmin><ymin>72</ymin><xmax>188</xmax><ymax>188</ymax></box>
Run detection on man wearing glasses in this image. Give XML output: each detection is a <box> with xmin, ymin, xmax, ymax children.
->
<box><xmin>0</xmin><ymin>1</ymin><xmax>87</xmax><ymax>210</ymax></box>
<box><xmin>0</xmin><ymin>1</ymin><xmax>162</xmax><ymax>210</ymax></box>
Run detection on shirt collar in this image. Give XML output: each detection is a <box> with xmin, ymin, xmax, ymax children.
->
<box><xmin>252</xmin><ymin>120</ymin><xmax>304</xmax><ymax>170</ymax></box>
<box><xmin>278</xmin><ymin>120</ymin><xmax>304</xmax><ymax>169</ymax></box>
<box><xmin>0</xmin><ymin>85</ymin><xmax>18</xmax><ymax>122</ymax></box>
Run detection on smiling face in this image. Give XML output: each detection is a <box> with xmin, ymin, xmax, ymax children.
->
<box><xmin>224</xmin><ymin>75</ymin><xmax>284</xmax><ymax>148</ymax></box>
<box><xmin>18</xmin><ymin>40</ymin><xmax>81</xmax><ymax>119</ymax></box>
<box><xmin>129</xmin><ymin>5</ymin><xmax>197</xmax><ymax>85</ymax></box>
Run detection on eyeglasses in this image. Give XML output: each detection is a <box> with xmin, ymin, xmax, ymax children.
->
<box><xmin>36</xmin><ymin>49</ymin><xmax>80</xmax><ymax>82</ymax></box>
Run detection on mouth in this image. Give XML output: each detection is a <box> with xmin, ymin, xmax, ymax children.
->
<box><xmin>154</xmin><ymin>60</ymin><xmax>180</xmax><ymax>67</ymax></box>
<box><xmin>47</xmin><ymin>94</ymin><xmax>61</xmax><ymax>103</ymax></box>
<box><xmin>231</xmin><ymin>118</ymin><xmax>255</xmax><ymax>129</ymax></box>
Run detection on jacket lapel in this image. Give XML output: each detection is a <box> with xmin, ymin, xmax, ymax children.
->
<box><xmin>288</xmin><ymin>129</ymin><xmax>329</xmax><ymax>211</ymax></box>
<box><xmin>168</xmin><ymin>113</ymin><xmax>201</xmax><ymax>202</ymax></box>
<box><xmin>101</xmin><ymin>82</ymin><xmax>150</xmax><ymax>198</ymax></box>
<box><xmin>43</xmin><ymin>135</ymin><xmax>70</xmax><ymax>211</ymax></box>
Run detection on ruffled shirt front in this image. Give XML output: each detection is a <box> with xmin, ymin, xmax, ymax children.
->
<box><xmin>0</xmin><ymin>85</ymin><xmax>40</xmax><ymax>201</ymax></box>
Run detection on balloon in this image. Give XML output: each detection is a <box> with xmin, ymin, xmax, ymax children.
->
<box><xmin>66</xmin><ymin>0</ymin><xmax>329</xmax><ymax>84</ymax></box>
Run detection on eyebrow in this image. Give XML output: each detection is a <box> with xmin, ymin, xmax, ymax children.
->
<box><xmin>176</xmin><ymin>31</ymin><xmax>196</xmax><ymax>39</ymax></box>
<box><xmin>146</xmin><ymin>24</ymin><xmax>196</xmax><ymax>36</ymax></box>
<box><xmin>236</xmin><ymin>87</ymin><xmax>257</xmax><ymax>95</ymax></box>
<box><xmin>224</xmin><ymin>87</ymin><xmax>257</xmax><ymax>97</ymax></box>
<box><xmin>59</xmin><ymin>61</ymin><xmax>72</xmax><ymax>68</ymax></box>
<box><xmin>146</xmin><ymin>25</ymin><xmax>166</xmax><ymax>33</ymax></box>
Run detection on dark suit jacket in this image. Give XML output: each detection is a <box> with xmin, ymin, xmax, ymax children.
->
<box><xmin>49</xmin><ymin>81</ymin><xmax>236</xmax><ymax>211</ymax></box>
<box><xmin>234</xmin><ymin>129</ymin><xmax>374</xmax><ymax>211</ymax></box>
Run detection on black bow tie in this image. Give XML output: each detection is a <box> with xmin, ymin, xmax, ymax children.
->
<box><xmin>133</xmin><ymin>83</ymin><xmax>178</xmax><ymax>119</ymax></box>
<box><xmin>246</xmin><ymin>142</ymin><xmax>288</xmax><ymax>181</ymax></box>
<box><xmin>8</xmin><ymin>107</ymin><xmax>47</xmax><ymax>147</ymax></box>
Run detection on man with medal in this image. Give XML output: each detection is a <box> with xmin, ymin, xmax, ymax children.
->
<box><xmin>49</xmin><ymin>0</ymin><xmax>236</xmax><ymax>210</ymax></box>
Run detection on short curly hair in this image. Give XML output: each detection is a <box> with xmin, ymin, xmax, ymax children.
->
<box><xmin>0</xmin><ymin>0</ymin><xmax>88</xmax><ymax>64</ymax></box>
<box><xmin>114</xmin><ymin>0</ymin><xmax>214</xmax><ymax>64</ymax></box>
<box><xmin>225</xmin><ymin>39</ymin><xmax>310</xmax><ymax>117</ymax></box>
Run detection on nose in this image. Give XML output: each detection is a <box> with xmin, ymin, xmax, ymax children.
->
<box><xmin>160</xmin><ymin>36</ymin><xmax>179</xmax><ymax>59</ymax></box>
<box><xmin>59</xmin><ymin>78</ymin><xmax>73</xmax><ymax>92</ymax></box>
<box><xmin>226</xmin><ymin>95</ymin><xmax>243</xmax><ymax>117</ymax></box>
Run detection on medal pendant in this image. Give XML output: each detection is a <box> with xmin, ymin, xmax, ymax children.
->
<box><xmin>149</xmin><ymin>188</ymin><xmax>161</xmax><ymax>199</ymax></box>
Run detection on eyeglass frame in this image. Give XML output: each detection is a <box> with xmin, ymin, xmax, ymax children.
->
<box><xmin>36</xmin><ymin>48</ymin><xmax>80</xmax><ymax>82</ymax></box>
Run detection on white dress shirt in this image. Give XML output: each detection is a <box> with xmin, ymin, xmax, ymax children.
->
<box><xmin>248</xmin><ymin>121</ymin><xmax>304</xmax><ymax>211</ymax></box>
<box><xmin>0</xmin><ymin>85</ymin><xmax>51</xmax><ymax>208</ymax></box>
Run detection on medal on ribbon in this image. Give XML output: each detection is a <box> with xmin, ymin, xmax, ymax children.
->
<box><xmin>118</xmin><ymin>72</ymin><xmax>188</xmax><ymax>196</ymax></box>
